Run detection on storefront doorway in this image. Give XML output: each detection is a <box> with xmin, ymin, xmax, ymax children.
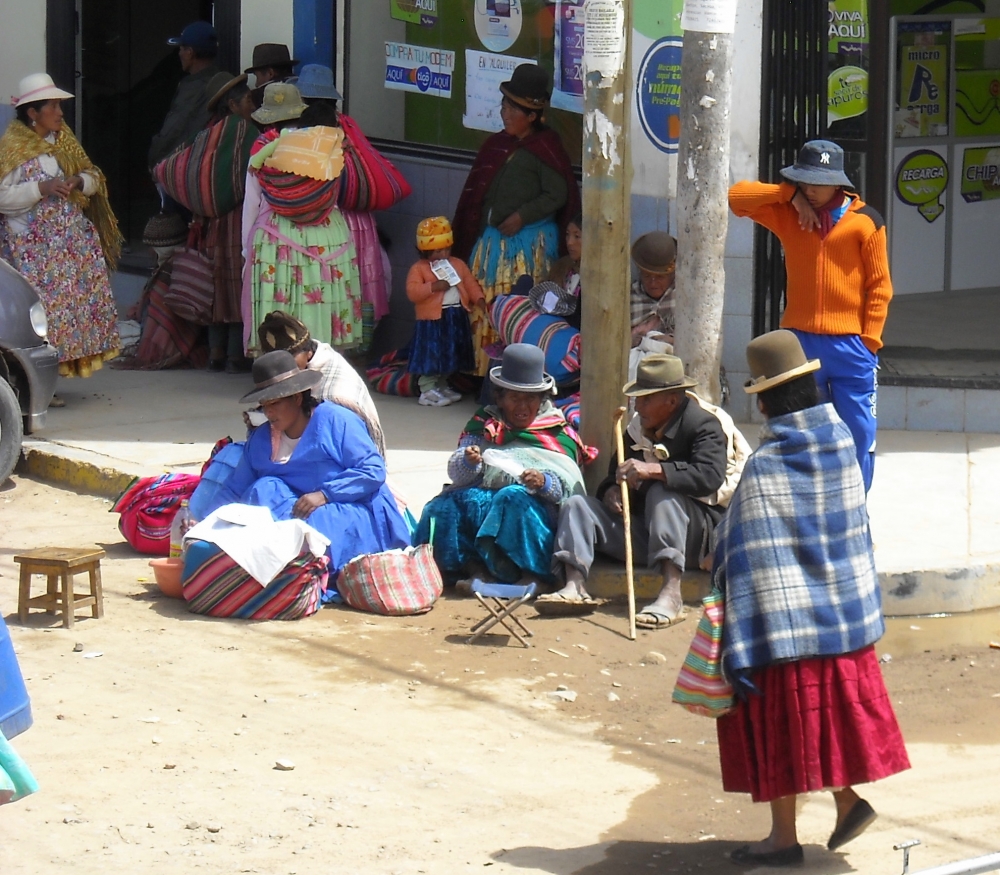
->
<box><xmin>45</xmin><ymin>0</ymin><xmax>240</xmax><ymax>263</ymax></box>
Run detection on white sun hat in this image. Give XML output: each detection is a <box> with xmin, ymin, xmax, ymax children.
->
<box><xmin>13</xmin><ymin>73</ymin><xmax>74</xmax><ymax>108</ymax></box>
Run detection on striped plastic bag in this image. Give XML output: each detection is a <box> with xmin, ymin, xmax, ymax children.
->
<box><xmin>671</xmin><ymin>589</ymin><xmax>735</xmax><ymax>718</ymax></box>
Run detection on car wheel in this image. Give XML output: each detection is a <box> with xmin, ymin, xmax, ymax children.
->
<box><xmin>0</xmin><ymin>377</ymin><xmax>23</xmax><ymax>484</ymax></box>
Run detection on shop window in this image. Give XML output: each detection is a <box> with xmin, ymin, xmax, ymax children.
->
<box><xmin>344</xmin><ymin>0</ymin><xmax>583</xmax><ymax>162</ymax></box>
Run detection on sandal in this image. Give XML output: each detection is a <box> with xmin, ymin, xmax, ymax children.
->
<box><xmin>634</xmin><ymin>606</ymin><xmax>686</xmax><ymax>629</ymax></box>
<box><xmin>534</xmin><ymin>592</ymin><xmax>604</xmax><ymax>617</ymax></box>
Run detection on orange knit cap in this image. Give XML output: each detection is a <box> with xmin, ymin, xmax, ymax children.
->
<box><xmin>416</xmin><ymin>216</ymin><xmax>454</xmax><ymax>251</ymax></box>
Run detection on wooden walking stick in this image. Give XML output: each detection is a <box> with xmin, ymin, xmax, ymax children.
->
<box><xmin>614</xmin><ymin>406</ymin><xmax>637</xmax><ymax>640</ymax></box>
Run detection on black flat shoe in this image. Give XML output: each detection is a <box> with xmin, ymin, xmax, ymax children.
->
<box><xmin>828</xmin><ymin>798</ymin><xmax>877</xmax><ymax>851</ymax></box>
<box><xmin>207</xmin><ymin>359</ymin><xmax>225</xmax><ymax>372</ymax></box>
<box><xmin>730</xmin><ymin>843</ymin><xmax>804</xmax><ymax>867</ymax></box>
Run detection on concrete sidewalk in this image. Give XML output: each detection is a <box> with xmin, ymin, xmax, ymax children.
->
<box><xmin>17</xmin><ymin>367</ymin><xmax>1000</xmax><ymax>616</ymax></box>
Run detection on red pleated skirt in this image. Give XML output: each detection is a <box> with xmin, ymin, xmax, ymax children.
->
<box><xmin>716</xmin><ymin>645</ymin><xmax>910</xmax><ymax>802</ymax></box>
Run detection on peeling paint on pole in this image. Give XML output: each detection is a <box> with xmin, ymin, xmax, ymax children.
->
<box><xmin>584</xmin><ymin>108</ymin><xmax>622</xmax><ymax>166</ymax></box>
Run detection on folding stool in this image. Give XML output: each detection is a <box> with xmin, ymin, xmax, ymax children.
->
<box><xmin>466</xmin><ymin>581</ymin><xmax>537</xmax><ymax>647</ymax></box>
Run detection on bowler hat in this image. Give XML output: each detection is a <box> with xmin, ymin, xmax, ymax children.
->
<box><xmin>207</xmin><ymin>73</ymin><xmax>248</xmax><ymax>111</ymax></box>
<box><xmin>622</xmin><ymin>354</ymin><xmax>697</xmax><ymax>397</ymax></box>
<box><xmin>780</xmin><ymin>139</ymin><xmax>854</xmax><ymax>188</ymax></box>
<box><xmin>489</xmin><ymin>343</ymin><xmax>555</xmax><ymax>393</ymax></box>
<box><xmin>168</xmin><ymin>21</ymin><xmax>218</xmax><ymax>52</ymax></box>
<box><xmin>744</xmin><ymin>330</ymin><xmax>820</xmax><ymax>395</ymax></box>
<box><xmin>239</xmin><ymin>350</ymin><xmax>321</xmax><ymax>405</ymax></box>
<box><xmin>500</xmin><ymin>64</ymin><xmax>551</xmax><ymax>112</ymax></box>
<box><xmin>631</xmin><ymin>232</ymin><xmax>677</xmax><ymax>274</ymax></box>
<box><xmin>245</xmin><ymin>43</ymin><xmax>299</xmax><ymax>74</ymax></box>
<box><xmin>292</xmin><ymin>64</ymin><xmax>342</xmax><ymax>101</ymax></box>
<box><xmin>13</xmin><ymin>73</ymin><xmax>74</xmax><ymax>107</ymax></box>
<box><xmin>251</xmin><ymin>82</ymin><xmax>307</xmax><ymax>125</ymax></box>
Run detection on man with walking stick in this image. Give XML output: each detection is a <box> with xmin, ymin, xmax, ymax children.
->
<box><xmin>538</xmin><ymin>355</ymin><xmax>731</xmax><ymax>629</ymax></box>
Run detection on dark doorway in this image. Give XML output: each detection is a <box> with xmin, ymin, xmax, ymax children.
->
<box><xmin>47</xmin><ymin>0</ymin><xmax>240</xmax><ymax>265</ymax></box>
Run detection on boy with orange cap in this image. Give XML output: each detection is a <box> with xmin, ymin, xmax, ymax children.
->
<box><xmin>406</xmin><ymin>217</ymin><xmax>487</xmax><ymax>407</ymax></box>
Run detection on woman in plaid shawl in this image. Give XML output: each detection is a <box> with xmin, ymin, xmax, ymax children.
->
<box><xmin>415</xmin><ymin>344</ymin><xmax>596</xmax><ymax>585</ymax></box>
<box><xmin>714</xmin><ymin>331</ymin><xmax>909</xmax><ymax>867</ymax></box>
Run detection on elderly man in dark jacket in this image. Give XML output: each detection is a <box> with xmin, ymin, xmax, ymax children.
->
<box><xmin>539</xmin><ymin>355</ymin><xmax>728</xmax><ymax>628</ymax></box>
<box><xmin>148</xmin><ymin>21</ymin><xmax>221</xmax><ymax>168</ymax></box>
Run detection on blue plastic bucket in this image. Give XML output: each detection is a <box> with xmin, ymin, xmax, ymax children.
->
<box><xmin>0</xmin><ymin>618</ymin><xmax>32</xmax><ymax>739</ymax></box>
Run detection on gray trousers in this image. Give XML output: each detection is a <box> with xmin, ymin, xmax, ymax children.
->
<box><xmin>551</xmin><ymin>484</ymin><xmax>720</xmax><ymax>581</ymax></box>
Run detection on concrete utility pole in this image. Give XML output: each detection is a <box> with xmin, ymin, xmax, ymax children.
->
<box><xmin>672</xmin><ymin>24</ymin><xmax>735</xmax><ymax>404</ymax></box>
<box><xmin>579</xmin><ymin>0</ymin><xmax>633</xmax><ymax>489</ymax></box>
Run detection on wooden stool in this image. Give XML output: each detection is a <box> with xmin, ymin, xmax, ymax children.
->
<box><xmin>15</xmin><ymin>547</ymin><xmax>106</xmax><ymax>629</ymax></box>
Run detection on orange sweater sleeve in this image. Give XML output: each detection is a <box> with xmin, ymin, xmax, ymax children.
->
<box><xmin>728</xmin><ymin>180</ymin><xmax>799</xmax><ymax>237</ymax></box>
<box><xmin>405</xmin><ymin>261</ymin><xmax>439</xmax><ymax>305</ymax></box>
<box><xmin>454</xmin><ymin>258</ymin><xmax>485</xmax><ymax>308</ymax></box>
<box><xmin>859</xmin><ymin>225</ymin><xmax>893</xmax><ymax>352</ymax></box>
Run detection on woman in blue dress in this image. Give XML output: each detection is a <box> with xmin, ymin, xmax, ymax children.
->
<box><xmin>206</xmin><ymin>350</ymin><xmax>410</xmax><ymax>578</ymax></box>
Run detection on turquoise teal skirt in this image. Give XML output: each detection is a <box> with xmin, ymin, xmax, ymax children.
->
<box><xmin>415</xmin><ymin>485</ymin><xmax>556</xmax><ymax>583</ymax></box>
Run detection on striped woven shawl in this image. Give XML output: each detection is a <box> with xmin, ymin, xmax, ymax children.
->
<box><xmin>154</xmin><ymin>114</ymin><xmax>255</xmax><ymax>218</ymax></box>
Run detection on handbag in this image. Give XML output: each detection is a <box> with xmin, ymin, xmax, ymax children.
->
<box><xmin>337</xmin><ymin>526</ymin><xmax>442</xmax><ymax>616</ymax></box>
<box><xmin>337</xmin><ymin>114</ymin><xmax>412</xmax><ymax>212</ymax></box>
<box><xmin>164</xmin><ymin>225</ymin><xmax>215</xmax><ymax>325</ymax></box>
<box><xmin>671</xmin><ymin>588</ymin><xmax>736</xmax><ymax>718</ymax></box>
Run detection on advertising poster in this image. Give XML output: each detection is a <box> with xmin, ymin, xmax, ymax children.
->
<box><xmin>552</xmin><ymin>0</ymin><xmax>585</xmax><ymax>113</ymax></box>
<box><xmin>464</xmin><ymin>50</ymin><xmax>535</xmax><ymax>132</ymax></box>
<box><xmin>896</xmin><ymin>21</ymin><xmax>950</xmax><ymax>137</ymax></box>
<box><xmin>385</xmin><ymin>43</ymin><xmax>455</xmax><ymax>98</ymax></box>
<box><xmin>636</xmin><ymin>38</ymin><xmax>683</xmax><ymax>153</ymax></box>
<box><xmin>828</xmin><ymin>0</ymin><xmax>868</xmax><ymax>127</ymax></box>
<box><xmin>895</xmin><ymin>149</ymin><xmax>949</xmax><ymax>221</ymax></box>
<box><xmin>473</xmin><ymin>0</ymin><xmax>524</xmax><ymax>54</ymax></box>
<box><xmin>960</xmin><ymin>145</ymin><xmax>1000</xmax><ymax>202</ymax></box>
<box><xmin>390</xmin><ymin>0</ymin><xmax>438</xmax><ymax>28</ymax></box>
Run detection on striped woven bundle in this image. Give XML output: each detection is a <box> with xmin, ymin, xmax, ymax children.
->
<box><xmin>671</xmin><ymin>589</ymin><xmax>735</xmax><ymax>718</ymax></box>
<box><xmin>154</xmin><ymin>115</ymin><xmax>254</xmax><ymax>218</ymax></box>
<box><xmin>490</xmin><ymin>294</ymin><xmax>581</xmax><ymax>385</ymax></box>
<box><xmin>182</xmin><ymin>540</ymin><xmax>329</xmax><ymax>620</ymax></box>
<box><xmin>336</xmin><ymin>114</ymin><xmax>411</xmax><ymax>212</ymax></box>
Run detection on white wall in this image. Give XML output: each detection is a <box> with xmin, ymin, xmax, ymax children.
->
<box><xmin>0</xmin><ymin>0</ymin><xmax>47</xmax><ymax>127</ymax></box>
<box><xmin>240</xmin><ymin>0</ymin><xmax>295</xmax><ymax>75</ymax></box>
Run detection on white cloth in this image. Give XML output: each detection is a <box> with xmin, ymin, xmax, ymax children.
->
<box><xmin>0</xmin><ymin>133</ymin><xmax>97</xmax><ymax>234</ymax></box>
<box><xmin>441</xmin><ymin>286</ymin><xmax>461</xmax><ymax>307</ymax></box>
<box><xmin>184</xmin><ymin>503</ymin><xmax>330</xmax><ymax>585</ymax></box>
<box><xmin>273</xmin><ymin>432</ymin><xmax>300</xmax><ymax>464</ymax></box>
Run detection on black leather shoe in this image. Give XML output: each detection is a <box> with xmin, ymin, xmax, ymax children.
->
<box><xmin>828</xmin><ymin>799</ymin><xmax>877</xmax><ymax>851</ymax></box>
<box><xmin>730</xmin><ymin>843</ymin><xmax>804</xmax><ymax>867</ymax></box>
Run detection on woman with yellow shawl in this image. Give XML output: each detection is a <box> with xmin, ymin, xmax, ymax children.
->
<box><xmin>0</xmin><ymin>74</ymin><xmax>122</xmax><ymax>389</ymax></box>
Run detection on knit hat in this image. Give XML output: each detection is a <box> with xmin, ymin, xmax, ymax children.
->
<box><xmin>416</xmin><ymin>217</ymin><xmax>454</xmax><ymax>251</ymax></box>
<box><xmin>258</xmin><ymin>311</ymin><xmax>311</xmax><ymax>353</ymax></box>
<box><xmin>142</xmin><ymin>211</ymin><xmax>188</xmax><ymax>248</ymax></box>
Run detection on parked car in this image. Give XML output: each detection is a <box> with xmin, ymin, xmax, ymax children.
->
<box><xmin>0</xmin><ymin>257</ymin><xmax>59</xmax><ymax>483</ymax></box>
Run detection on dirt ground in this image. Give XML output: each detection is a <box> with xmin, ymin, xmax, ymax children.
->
<box><xmin>2</xmin><ymin>475</ymin><xmax>1000</xmax><ymax>874</ymax></box>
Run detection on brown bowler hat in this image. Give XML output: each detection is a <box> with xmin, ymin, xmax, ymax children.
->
<box><xmin>631</xmin><ymin>232</ymin><xmax>677</xmax><ymax>274</ymax></box>
<box><xmin>623</xmin><ymin>354</ymin><xmax>698</xmax><ymax>397</ymax></box>
<box><xmin>744</xmin><ymin>330</ymin><xmax>821</xmax><ymax>394</ymax></box>
<box><xmin>207</xmin><ymin>72</ymin><xmax>247</xmax><ymax>111</ymax></box>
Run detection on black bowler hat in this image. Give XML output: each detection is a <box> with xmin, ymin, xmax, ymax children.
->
<box><xmin>500</xmin><ymin>64</ymin><xmax>551</xmax><ymax>112</ymax></box>
<box><xmin>489</xmin><ymin>343</ymin><xmax>555</xmax><ymax>393</ymax></box>
<box><xmin>239</xmin><ymin>350</ymin><xmax>321</xmax><ymax>404</ymax></box>
<box><xmin>780</xmin><ymin>140</ymin><xmax>854</xmax><ymax>188</ymax></box>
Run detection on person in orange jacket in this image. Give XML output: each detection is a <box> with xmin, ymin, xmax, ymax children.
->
<box><xmin>405</xmin><ymin>217</ymin><xmax>486</xmax><ymax>407</ymax></box>
<box><xmin>729</xmin><ymin>140</ymin><xmax>893</xmax><ymax>491</ymax></box>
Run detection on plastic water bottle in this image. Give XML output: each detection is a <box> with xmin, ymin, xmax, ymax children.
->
<box><xmin>169</xmin><ymin>500</ymin><xmax>192</xmax><ymax>558</ymax></box>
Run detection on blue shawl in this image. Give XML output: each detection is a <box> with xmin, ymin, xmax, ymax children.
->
<box><xmin>715</xmin><ymin>403</ymin><xmax>884</xmax><ymax>676</ymax></box>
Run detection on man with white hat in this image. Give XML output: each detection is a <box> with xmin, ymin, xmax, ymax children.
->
<box><xmin>539</xmin><ymin>354</ymin><xmax>728</xmax><ymax>627</ymax></box>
